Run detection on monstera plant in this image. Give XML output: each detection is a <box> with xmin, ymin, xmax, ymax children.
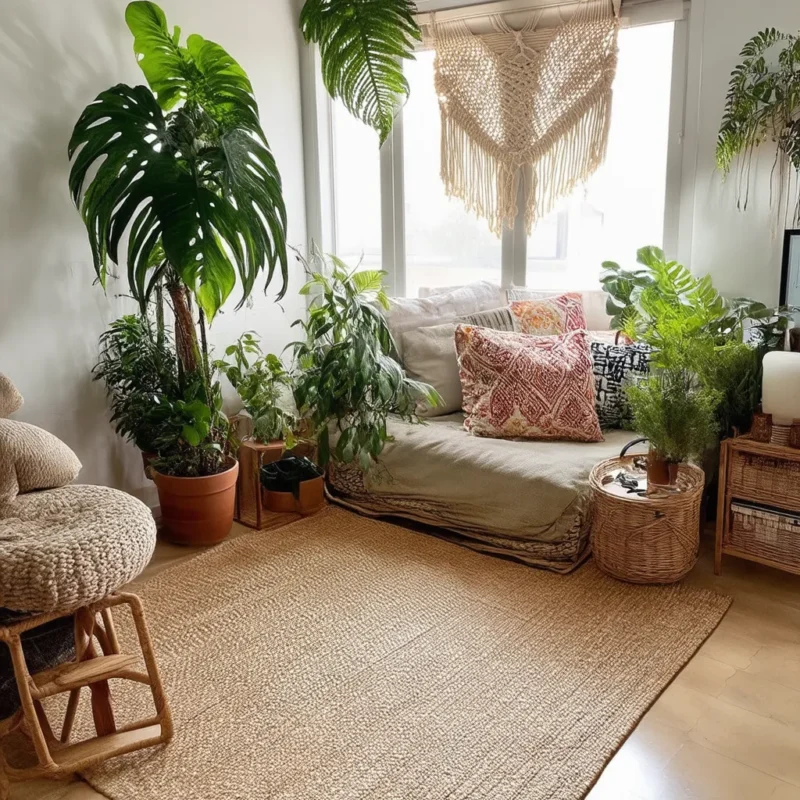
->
<box><xmin>70</xmin><ymin>1</ymin><xmax>289</xmax><ymax>545</ymax></box>
<box><xmin>299</xmin><ymin>0</ymin><xmax>421</xmax><ymax>144</ymax></box>
<box><xmin>69</xmin><ymin>1</ymin><xmax>288</xmax><ymax>332</ymax></box>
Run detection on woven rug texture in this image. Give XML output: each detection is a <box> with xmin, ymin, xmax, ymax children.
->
<box><xmin>78</xmin><ymin>507</ymin><xmax>730</xmax><ymax>800</ymax></box>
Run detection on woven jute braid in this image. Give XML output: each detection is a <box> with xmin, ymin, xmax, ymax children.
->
<box><xmin>0</xmin><ymin>485</ymin><xmax>156</xmax><ymax>613</ymax></box>
<box><xmin>590</xmin><ymin>457</ymin><xmax>704</xmax><ymax>584</ymax></box>
<box><xmin>430</xmin><ymin>0</ymin><xmax>619</xmax><ymax>234</ymax></box>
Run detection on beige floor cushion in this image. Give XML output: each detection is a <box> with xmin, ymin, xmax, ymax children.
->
<box><xmin>0</xmin><ymin>485</ymin><xmax>156</xmax><ymax>612</ymax></box>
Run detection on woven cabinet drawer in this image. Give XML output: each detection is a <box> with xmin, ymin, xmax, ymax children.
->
<box><xmin>727</xmin><ymin>503</ymin><xmax>800</xmax><ymax>570</ymax></box>
<box><xmin>728</xmin><ymin>450</ymin><xmax>800</xmax><ymax>509</ymax></box>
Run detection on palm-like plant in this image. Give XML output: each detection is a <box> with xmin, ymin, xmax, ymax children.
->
<box><xmin>717</xmin><ymin>28</ymin><xmax>800</xmax><ymax>223</ymax></box>
<box><xmin>299</xmin><ymin>0</ymin><xmax>421</xmax><ymax>144</ymax></box>
<box><xmin>68</xmin><ymin>1</ymin><xmax>288</xmax><ymax>331</ymax></box>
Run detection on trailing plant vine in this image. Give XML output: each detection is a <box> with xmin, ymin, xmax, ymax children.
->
<box><xmin>717</xmin><ymin>28</ymin><xmax>800</xmax><ymax>223</ymax></box>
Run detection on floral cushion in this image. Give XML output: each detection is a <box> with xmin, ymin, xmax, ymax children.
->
<box><xmin>509</xmin><ymin>293</ymin><xmax>587</xmax><ymax>335</ymax></box>
<box><xmin>455</xmin><ymin>326</ymin><xmax>603</xmax><ymax>442</ymax></box>
<box><xmin>591</xmin><ymin>341</ymin><xmax>651</xmax><ymax>429</ymax></box>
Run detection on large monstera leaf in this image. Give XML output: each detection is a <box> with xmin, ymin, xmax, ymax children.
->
<box><xmin>300</xmin><ymin>0</ymin><xmax>421</xmax><ymax>144</ymax></box>
<box><xmin>68</xmin><ymin>1</ymin><xmax>287</xmax><ymax>321</ymax></box>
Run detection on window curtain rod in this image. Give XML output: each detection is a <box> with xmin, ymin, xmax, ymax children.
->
<box><xmin>415</xmin><ymin>0</ymin><xmax>687</xmax><ymax>28</ymax></box>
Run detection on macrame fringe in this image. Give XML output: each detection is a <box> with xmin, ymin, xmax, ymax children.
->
<box><xmin>441</xmin><ymin>88</ymin><xmax>613</xmax><ymax>235</ymax></box>
<box><xmin>432</xmin><ymin>0</ymin><xmax>618</xmax><ymax>237</ymax></box>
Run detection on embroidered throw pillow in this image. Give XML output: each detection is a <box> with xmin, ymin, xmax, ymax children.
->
<box><xmin>510</xmin><ymin>293</ymin><xmax>587</xmax><ymax>335</ymax></box>
<box><xmin>591</xmin><ymin>341</ymin><xmax>651</xmax><ymax>429</ymax></box>
<box><xmin>455</xmin><ymin>326</ymin><xmax>603</xmax><ymax>442</ymax></box>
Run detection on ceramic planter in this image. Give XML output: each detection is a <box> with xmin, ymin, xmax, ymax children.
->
<box><xmin>152</xmin><ymin>457</ymin><xmax>239</xmax><ymax>546</ymax></box>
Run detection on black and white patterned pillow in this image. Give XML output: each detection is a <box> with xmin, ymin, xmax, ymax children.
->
<box><xmin>590</xmin><ymin>341</ymin><xmax>651</xmax><ymax>429</ymax></box>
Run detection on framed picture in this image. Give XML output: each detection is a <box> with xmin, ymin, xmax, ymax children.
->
<box><xmin>779</xmin><ymin>229</ymin><xmax>800</xmax><ymax>307</ymax></box>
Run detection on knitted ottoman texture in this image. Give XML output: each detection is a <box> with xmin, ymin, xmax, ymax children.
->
<box><xmin>0</xmin><ymin>485</ymin><xmax>156</xmax><ymax>614</ymax></box>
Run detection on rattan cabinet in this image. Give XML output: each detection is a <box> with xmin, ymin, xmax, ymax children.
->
<box><xmin>715</xmin><ymin>435</ymin><xmax>800</xmax><ymax>576</ymax></box>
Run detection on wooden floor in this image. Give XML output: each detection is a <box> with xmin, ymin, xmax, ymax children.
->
<box><xmin>9</xmin><ymin>523</ymin><xmax>800</xmax><ymax>800</ymax></box>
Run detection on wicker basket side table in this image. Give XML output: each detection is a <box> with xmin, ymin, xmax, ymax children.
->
<box><xmin>590</xmin><ymin>457</ymin><xmax>705</xmax><ymax>584</ymax></box>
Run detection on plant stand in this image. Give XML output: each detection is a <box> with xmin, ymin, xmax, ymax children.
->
<box><xmin>0</xmin><ymin>593</ymin><xmax>172</xmax><ymax>798</ymax></box>
<box><xmin>234</xmin><ymin>440</ymin><xmax>300</xmax><ymax>530</ymax></box>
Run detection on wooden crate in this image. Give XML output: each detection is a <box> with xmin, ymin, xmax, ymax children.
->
<box><xmin>234</xmin><ymin>440</ymin><xmax>300</xmax><ymax>531</ymax></box>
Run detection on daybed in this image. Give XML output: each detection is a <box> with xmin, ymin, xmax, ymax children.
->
<box><xmin>326</xmin><ymin>282</ymin><xmax>638</xmax><ymax>573</ymax></box>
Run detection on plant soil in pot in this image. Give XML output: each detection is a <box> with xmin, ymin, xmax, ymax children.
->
<box><xmin>152</xmin><ymin>457</ymin><xmax>239</xmax><ymax>546</ymax></box>
<box><xmin>261</xmin><ymin>457</ymin><xmax>324</xmax><ymax>516</ymax></box>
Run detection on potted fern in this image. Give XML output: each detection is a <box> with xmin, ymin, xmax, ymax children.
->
<box><xmin>70</xmin><ymin>2</ymin><xmax>288</xmax><ymax>544</ymax></box>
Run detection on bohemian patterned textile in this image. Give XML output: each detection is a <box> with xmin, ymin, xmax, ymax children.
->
<box><xmin>429</xmin><ymin>0</ymin><xmax>620</xmax><ymax>234</ymax></box>
<box><xmin>591</xmin><ymin>341</ymin><xmax>652</xmax><ymax>429</ymax></box>
<box><xmin>455</xmin><ymin>326</ymin><xmax>603</xmax><ymax>442</ymax></box>
<box><xmin>510</xmin><ymin>293</ymin><xmax>587</xmax><ymax>335</ymax></box>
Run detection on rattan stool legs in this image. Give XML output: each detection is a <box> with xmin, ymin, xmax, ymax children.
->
<box><xmin>0</xmin><ymin>592</ymin><xmax>172</xmax><ymax>798</ymax></box>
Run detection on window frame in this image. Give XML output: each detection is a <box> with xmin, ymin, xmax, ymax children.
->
<box><xmin>301</xmin><ymin>5</ymin><xmax>690</xmax><ymax>298</ymax></box>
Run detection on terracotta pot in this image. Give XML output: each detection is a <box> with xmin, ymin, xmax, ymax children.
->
<box><xmin>262</xmin><ymin>475</ymin><xmax>325</xmax><ymax>516</ymax></box>
<box><xmin>152</xmin><ymin>458</ymin><xmax>239</xmax><ymax>546</ymax></box>
<box><xmin>647</xmin><ymin>451</ymin><xmax>679</xmax><ymax>487</ymax></box>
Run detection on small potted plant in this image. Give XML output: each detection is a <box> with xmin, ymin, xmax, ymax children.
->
<box><xmin>626</xmin><ymin>370</ymin><xmax>721</xmax><ymax>486</ymax></box>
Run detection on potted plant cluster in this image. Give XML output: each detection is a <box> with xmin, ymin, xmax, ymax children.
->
<box><xmin>602</xmin><ymin>246</ymin><xmax>795</xmax><ymax>485</ymax></box>
<box><xmin>73</xmin><ymin>1</ymin><xmax>288</xmax><ymax>544</ymax></box>
<box><xmin>290</xmin><ymin>250</ymin><xmax>440</xmax><ymax>472</ymax></box>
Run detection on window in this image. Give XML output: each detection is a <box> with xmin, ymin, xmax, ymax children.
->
<box><xmin>403</xmin><ymin>51</ymin><xmax>503</xmax><ymax>299</ymax></box>
<box><xmin>526</xmin><ymin>22</ymin><xmax>675</xmax><ymax>291</ymax></box>
<box><xmin>330</xmin><ymin>100</ymin><xmax>382</xmax><ymax>270</ymax></box>
<box><xmin>320</xmin><ymin>19</ymin><xmax>681</xmax><ymax>297</ymax></box>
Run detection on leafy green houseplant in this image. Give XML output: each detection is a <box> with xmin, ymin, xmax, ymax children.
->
<box><xmin>299</xmin><ymin>0</ymin><xmax>421</xmax><ymax>143</ymax></box>
<box><xmin>602</xmin><ymin>246</ymin><xmax>795</xmax><ymax>443</ymax></box>
<box><xmin>291</xmin><ymin>252</ymin><xmax>439</xmax><ymax>471</ymax></box>
<box><xmin>215</xmin><ymin>333</ymin><xmax>297</xmax><ymax>446</ymax></box>
<box><xmin>72</xmin><ymin>2</ymin><xmax>288</xmax><ymax>544</ymax></box>
<box><xmin>717</xmin><ymin>29</ymin><xmax>800</xmax><ymax>223</ymax></box>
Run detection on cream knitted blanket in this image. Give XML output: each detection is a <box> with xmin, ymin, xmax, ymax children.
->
<box><xmin>430</xmin><ymin>0</ymin><xmax>619</xmax><ymax>234</ymax></box>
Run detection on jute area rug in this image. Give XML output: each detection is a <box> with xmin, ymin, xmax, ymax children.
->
<box><xmin>82</xmin><ymin>507</ymin><xmax>730</xmax><ymax>800</ymax></box>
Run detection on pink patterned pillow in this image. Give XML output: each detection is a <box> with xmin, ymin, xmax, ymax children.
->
<box><xmin>455</xmin><ymin>326</ymin><xmax>603</xmax><ymax>442</ymax></box>
<box><xmin>510</xmin><ymin>293</ymin><xmax>587</xmax><ymax>335</ymax></box>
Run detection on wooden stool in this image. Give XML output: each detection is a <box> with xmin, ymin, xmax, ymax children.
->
<box><xmin>0</xmin><ymin>592</ymin><xmax>172</xmax><ymax>798</ymax></box>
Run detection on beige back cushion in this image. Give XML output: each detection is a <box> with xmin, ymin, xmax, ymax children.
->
<box><xmin>402</xmin><ymin>323</ymin><xmax>462</xmax><ymax>417</ymax></box>
<box><xmin>384</xmin><ymin>282</ymin><xmax>506</xmax><ymax>363</ymax></box>
<box><xmin>0</xmin><ymin>374</ymin><xmax>23</xmax><ymax>419</ymax></box>
<box><xmin>0</xmin><ymin>419</ymin><xmax>82</xmax><ymax>504</ymax></box>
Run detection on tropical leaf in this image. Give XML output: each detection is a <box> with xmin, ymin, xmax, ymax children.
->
<box><xmin>69</xmin><ymin>1</ymin><xmax>288</xmax><ymax>321</ymax></box>
<box><xmin>299</xmin><ymin>0</ymin><xmax>421</xmax><ymax>144</ymax></box>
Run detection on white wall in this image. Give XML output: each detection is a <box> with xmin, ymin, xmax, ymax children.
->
<box><xmin>679</xmin><ymin>0</ymin><xmax>800</xmax><ymax>301</ymax></box>
<box><xmin>0</xmin><ymin>0</ymin><xmax>308</xmax><ymax>504</ymax></box>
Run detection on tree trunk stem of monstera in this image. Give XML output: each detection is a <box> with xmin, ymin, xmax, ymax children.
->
<box><xmin>168</xmin><ymin>279</ymin><xmax>199</xmax><ymax>377</ymax></box>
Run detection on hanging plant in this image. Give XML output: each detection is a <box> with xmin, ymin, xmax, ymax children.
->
<box><xmin>299</xmin><ymin>0</ymin><xmax>421</xmax><ymax>144</ymax></box>
<box><xmin>717</xmin><ymin>29</ymin><xmax>800</xmax><ymax>224</ymax></box>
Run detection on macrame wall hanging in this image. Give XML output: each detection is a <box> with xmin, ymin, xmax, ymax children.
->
<box><xmin>428</xmin><ymin>0</ymin><xmax>620</xmax><ymax>236</ymax></box>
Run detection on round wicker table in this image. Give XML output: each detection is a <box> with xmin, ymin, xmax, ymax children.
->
<box><xmin>589</xmin><ymin>456</ymin><xmax>705</xmax><ymax>584</ymax></box>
